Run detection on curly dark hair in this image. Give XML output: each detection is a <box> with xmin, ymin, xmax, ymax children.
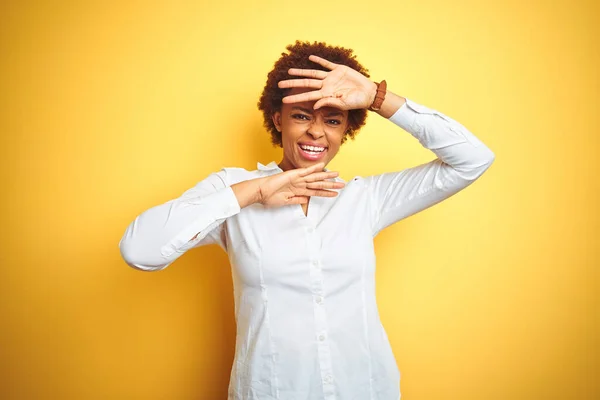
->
<box><xmin>257</xmin><ymin>40</ymin><xmax>371</xmax><ymax>147</ymax></box>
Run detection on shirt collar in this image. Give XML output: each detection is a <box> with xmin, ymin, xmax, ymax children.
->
<box><xmin>257</xmin><ymin>161</ymin><xmax>331</xmax><ymax>172</ymax></box>
<box><xmin>257</xmin><ymin>161</ymin><xmax>281</xmax><ymax>171</ymax></box>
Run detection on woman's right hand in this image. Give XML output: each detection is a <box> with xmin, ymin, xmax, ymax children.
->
<box><xmin>258</xmin><ymin>162</ymin><xmax>345</xmax><ymax>207</ymax></box>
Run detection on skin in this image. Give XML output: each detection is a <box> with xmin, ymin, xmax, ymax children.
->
<box><xmin>270</xmin><ymin>54</ymin><xmax>407</xmax><ymax>215</ymax></box>
<box><xmin>271</xmin><ymin>87</ymin><xmax>350</xmax><ymax>216</ymax></box>
<box><xmin>271</xmin><ymin>86</ymin><xmax>349</xmax><ymax>174</ymax></box>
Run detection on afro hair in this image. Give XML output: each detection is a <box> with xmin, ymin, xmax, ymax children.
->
<box><xmin>257</xmin><ymin>40</ymin><xmax>371</xmax><ymax>147</ymax></box>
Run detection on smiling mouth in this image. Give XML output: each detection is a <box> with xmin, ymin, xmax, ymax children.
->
<box><xmin>297</xmin><ymin>143</ymin><xmax>328</xmax><ymax>160</ymax></box>
<box><xmin>299</xmin><ymin>143</ymin><xmax>327</xmax><ymax>153</ymax></box>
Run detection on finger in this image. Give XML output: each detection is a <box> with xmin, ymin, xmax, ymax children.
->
<box><xmin>313</xmin><ymin>97</ymin><xmax>345</xmax><ymax>110</ymax></box>
<box><xmin>303</xmin><ymin>171</ymin><xmax>339</xmax><ymax>182</ymax></box>
<box><xmin>303</xmin><ymin>188</ymin><xmax>340</xmax><ymax>197</ymax></box>
<box><xmin>306</xmin><ymin>181</ymin><xmax>346</xmax><ymax>190</ymax></box>
<box><xmin>278</xmin><ymin>78</ymin><xmax>322</xmax><ymax>89</ymax></box>
<box><xmin>308</xmin><ymin>54</ymin><xmax>339</xmax><ymax>70</ymax></box>
<box><xmin>286</xmin><ymin>196</ymin><xmax>309</xmax><ymax>204</ymax></box>
<box><xmin>298</xmin><ymin>162</ymin><xmax>325</xmax><ymax>177</ymax></box>
<box><xmin>287</xmin><ymin>68</ymin><xmax>328</xmax><ymax>79</ymax></box>
<box><xmin>282</xmin><ymin>90</ymin><xmax>324</xmax><ymax>104</ymax></box>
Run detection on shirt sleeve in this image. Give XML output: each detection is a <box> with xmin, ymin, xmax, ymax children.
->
<box><xmin>118</xmin><ymin>169</ymin><xmax>241</xmax><ymax>271</ymax></box>
<box><xmin>366</xmin><ymin>98</ymin><xmax>496</xmax><ymax>236</ymax></box>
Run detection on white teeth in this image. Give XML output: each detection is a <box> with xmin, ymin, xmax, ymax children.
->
<box><xmin>299</xmin><ymin>144</ymin><xmax>325</xmax><ymax>152</ymax></box>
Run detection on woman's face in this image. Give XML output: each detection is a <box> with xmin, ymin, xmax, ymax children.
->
<box><xmin>272</xmin><ymin>87</ymin><xmax>349</xmax><ymax>171</ymax></box>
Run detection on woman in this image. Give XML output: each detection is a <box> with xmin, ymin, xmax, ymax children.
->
<box><xmin>119</xmin><ymin>40</ymin><xmax>495</xmax><ymax>400</ymax></box>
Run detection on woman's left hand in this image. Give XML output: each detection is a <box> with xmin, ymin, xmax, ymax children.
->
<box><xmin>278</xmin><ymin>55</ymin><xmax>378</xmax><ymax>111</ymax></box>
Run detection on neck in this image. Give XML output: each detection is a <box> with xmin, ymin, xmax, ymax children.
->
<box><xmin>278</xmin><ymin>156</ymin><xmax>295</xmax><ymax>172</ymax></box>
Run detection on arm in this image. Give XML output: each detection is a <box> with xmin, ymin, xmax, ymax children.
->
<box><xmin>118</xmin><ymin>163</ymin><xmax>338</xmax><ymax>272</ymax></box>
<box><xmin>118</xmin><ymin>169</ymin><xmax>261</xmax><ymax>272</ymax></box>
<box><xmin>366</xmin><ymin>90</ymin><xmax>496</xmax><ymax>236</ymax></box>
<box><xmin>272</xmin><ymin>54</ymin><xmax>495</xmax><ymax>235</ymax></box>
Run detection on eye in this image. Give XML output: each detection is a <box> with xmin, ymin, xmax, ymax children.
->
<box><xmin>292</xmin><ymin>114</ymin><xmax>341</xmax><ymax>125</ymax></box>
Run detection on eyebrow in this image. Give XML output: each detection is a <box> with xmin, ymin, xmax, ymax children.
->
<box><xmin>291</xmin><ymin>106</ymin><xmax>344</xmax><ymax>118</ymax></box>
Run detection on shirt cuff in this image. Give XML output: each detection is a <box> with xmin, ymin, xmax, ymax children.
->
<box><xmin>387</xmin><ymin>98</ymin><xmax>418</xmax><ymax>132</ymax></box>
<box><xmin>159</xmin><ymin>186</ymin><xmax>241</xmax><ymax>257</ymax></box>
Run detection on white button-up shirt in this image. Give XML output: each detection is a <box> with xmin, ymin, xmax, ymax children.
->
<box><xmin>119</xmin><ymin>98</ymin><xmax>495</xmax><ymax>400</ymax></box>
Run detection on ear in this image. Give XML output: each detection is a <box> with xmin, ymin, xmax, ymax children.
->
<box><xmin>272</xmin><ymin>111</ymin><xmax>282</xmax><ymax>132</ymax></box>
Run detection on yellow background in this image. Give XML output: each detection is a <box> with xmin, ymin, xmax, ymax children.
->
<box><xmin>1</xmin><ymin>0</ymin><xmax>598</xmax><ymax>399</ymax></box>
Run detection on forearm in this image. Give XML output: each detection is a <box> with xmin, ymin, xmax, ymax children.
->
<box><xmin>119</xmin><ymin>185</ymin><xmax>240</xmax><ymax>270</ymax></box>
<box><xmin>374</xmin><ymin>88</ymin><xmax>407</xmax><ymax>119</ymax></box>
<box><xmin>385</xmin><ymin>96</ymin><xmax>495</xmax><ymax>180</ymax></box>
<box><xmin>187</xmin><ymin>178</ymin><xmax>263</xmax><ymax>242</ymax></box>
<box><xmin>367</xmin><ymin>95</ymin><xmax>495</xmax><ymax>234</ymax></box>
<box><xmin>119</xmin><ymin>170</ymin><xmax>245</xmax><ymax>271</ymax></box>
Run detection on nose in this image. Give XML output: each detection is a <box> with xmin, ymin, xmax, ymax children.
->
<box><xmin>307</xmin><ymin>117</ymin><xmax>325</xmax><ymax>139</ymax></box>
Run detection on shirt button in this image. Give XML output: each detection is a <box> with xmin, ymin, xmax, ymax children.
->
<box><xmin>318</xmin><ymin>334</ymin><xmax>326</xmax><ymax>341</ymax></box>
<box><xmin>316</xmin><ymin>296</ymin><xmax>323</xmax><ymax>304</ymax></box>
<box><xmin>312</xmin><ymin>260</ymin><xmax>319</xmax><ymax>267</ymax></box>
<box><xmin>307</xmin><ymin>227</ymin><xmax>314</xmax><ymax>233</ymax></box>
<box><xmin>324</xmin><ymin>374</ymin><xmax>333</xmax><ymax>383</ymax></box>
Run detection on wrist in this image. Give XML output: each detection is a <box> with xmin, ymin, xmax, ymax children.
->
<box><xmin>254</xmin><ymin>177</ymin><xmax>265</xmax><ymax>205</ymax></box>
<box><xmin>367</xmin><ymin>81</ymin><xmax>378</xmax><ymax>109</ymax></box>
<box><xmin>231</xmin><ymin>178</ymin><xmax>264</xmax><ymax>209</ymax></box>
<box><xmin>368</xmin><ymin>80</ymin><xmax>387</xmax><ymax>112</ymax></box>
